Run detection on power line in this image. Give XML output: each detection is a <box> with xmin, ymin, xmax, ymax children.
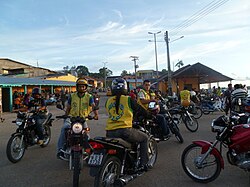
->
<box><xmin>170</xmin><ymin>0</ymin><xmax>229</xmax><ymax>37</ymax></box>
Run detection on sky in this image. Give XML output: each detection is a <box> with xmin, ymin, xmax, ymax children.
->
<box><xmin>0</xmin><ymin>0</ymin><xmax>250</xmax><ymax>87</ymax></box>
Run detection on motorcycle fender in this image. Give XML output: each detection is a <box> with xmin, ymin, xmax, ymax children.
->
<box><xmin>193</xmin><ymin>140</ymin><xmax>224</xmax><ymax>169</ymax></box>
<box><xmin>12</xmin><ymin>132</ymin><xmax>22</xmax><ymax>137</ymax></box>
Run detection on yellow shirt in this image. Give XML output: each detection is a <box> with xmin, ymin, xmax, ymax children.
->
<box><xmin>105</xmin><ymin>95</ymin><xmax>133</xmax><ymax>130</ymax></box>
<box><xmin>137</xmin><ymin>89</ymin><xmax>155</xmax><ymax>110</ymax></box>
<box><xmin>180</xmin><ymin>90</ymin><xmax>191</xmax><ymax>107</ymax></box>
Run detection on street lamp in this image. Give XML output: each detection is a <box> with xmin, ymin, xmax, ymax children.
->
<box><xmin>148</xmin><ymin>31</ymin><xmax>161</xmax><ymax>78</ymax></box>
<box><xmin>164</xmin><ymin>31</ymin><xmax>184</xmax><ymax>96</ymax></box>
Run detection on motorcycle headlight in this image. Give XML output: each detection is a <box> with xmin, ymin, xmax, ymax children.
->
<box><xmin>72</xmin><ymin>123</ymin><xmax>83</xmax><ymax>134</ymax></box>
<box><xmin>16</xmin><ymin>118</ymin><xmax>23</xmax><ymax>126</ymax></box>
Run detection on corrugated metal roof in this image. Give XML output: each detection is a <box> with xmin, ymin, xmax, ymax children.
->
<box><xmin>0</xmin><ymin>76</ymin><xmax>75</xmax><ymax>87</ymax></box>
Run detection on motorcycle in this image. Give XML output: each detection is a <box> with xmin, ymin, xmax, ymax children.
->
<box><xmin>87</xmin><ymin>123</ymin><xmax>158</xmax><ymax>187</ymax></box>
<box><xmin>200</xmin><ymin>97</ymin><xmax>224</xmax><ymax>115</ymax></box>
<box><xmin>146</xmin><ymin>99</ymin><xmax>184</xmax><ymax>143</ymax></box>
<box><xmin>6</xmin><ymin>110</ymin><xmax>53</xmax><ymax>163</ymax></box>
<box><xmin>56</xmin><ymin>105</ymin><xmax>93</xmax><ymax>187</ymax></box>
<box><xmin>169</xmin><ymin>105</ymin><xmax>199</xmax><ymax>132</ymax></box>
<box><xmin>181</xmin><ymin>112</ymin><xmax>250</xmax><ymax>183</ymax></box>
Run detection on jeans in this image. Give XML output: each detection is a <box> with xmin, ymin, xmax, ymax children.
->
<box><xmin>33</xmin><ymin>114</ymin><xmax>46</xmax><ymax>140</ymax></box>
<box><xmin>57</xmin><ymin>118</ymin><xmax>88</xmax><ymax>152</ymax></box>
<box><xmin>106</xmin><ymin>128</ymin><xmax>149</xmax><ymax>165</ymax></box>
<box><xmin>156</xmin><ymin>114</ymin><xmax>170</xmax><ymax>136</ymax></box>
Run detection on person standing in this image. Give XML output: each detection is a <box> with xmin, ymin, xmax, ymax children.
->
<box><xmin>224</xmin><ymin>83</ymin><xmax>233</xmax><ymax>115</ymax></box>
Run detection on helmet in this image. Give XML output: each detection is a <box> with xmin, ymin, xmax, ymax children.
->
<box><xmin>32</xmin><ymin>87</ymin><xmax>41</xmax><ymax>96</ymax></box>
<box><xmin>111</xmin><ymin>78</ymin><xmax>128</xmax><ymax>95</ymax></box>
<box><xmin>148</xmin><ymin>101</ymin><xmax>160</xmax><ymax>115</ymax></box>
<box><xmin>76</xmin><ymin>78</ymin><xmax>88</xmax><ymax>86</ymax></box>
<box><xmin>76</xmin><ymin>78</ymin><xmax>89</xmax><ymax>93</ymax></box>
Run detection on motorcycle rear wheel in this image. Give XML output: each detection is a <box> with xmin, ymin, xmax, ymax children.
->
<box><xmin>73</xmin><ymin>152</ymin><xmax>81</xmax><ymax>187</ymax></box>
<box><xmin>181</xmin><ymin>144</ymin><xmax>221</xmax><ymax>183</ymax></box>
<box><xmin>183</xmin><ymin>116</ymin><xmax>199</xmax><ymax>132</ymax></box>
<box><xmin>6</xmin><ymin>134</ymin><xmax>25</xmax><ymax>163</ymax></box>
<box><xmin>190</xmin><ymin>106</ymin><xmax>203</xmax><ymax>119</ymax></box>
<box><xmin>94</xmin><ymin>156</ymin><xmax>121</xmax><ymax>187</ymax></box>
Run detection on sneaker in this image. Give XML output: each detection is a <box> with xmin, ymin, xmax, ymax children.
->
<box><xmin>57</xmin><ymin>151</ymin><xmax>68</xmax><ymax>161</ymax></box>
<box><xmin>37</xmin><ymin>140</ymin><xmax>44</xmax><ymax>145</ymax></box>
<box><xmin>163</xmin><ymin>134</ymin><xmax>171</xmax><ymax>141</ymax></box>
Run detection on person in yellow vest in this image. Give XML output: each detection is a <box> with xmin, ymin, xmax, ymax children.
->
<box><xmin>137</xmin><ymin>80</ymin><xmax>170</xmax><ymax>139</ymax></box>
<box><xmin>57</xmin><ymin>78</ymin><xmax>98</xmax><ymax>160</ymax></box>
<box><xmin>106</xmin><ymin>78</ymin><xmax>150</xmax><ymax>171</ymax></box>
<box><xmin>180</xmin><ymin>86</ymin><xmax>191</xmax><ymax>107</ymax></box>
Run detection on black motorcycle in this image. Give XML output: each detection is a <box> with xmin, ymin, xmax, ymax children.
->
<box><xmin>169</xmin><ymin>104</ymin><xmax>199</xmax><ymax>132</ymax></box>
<box><xmin>6</xmin><ymin>110</ymin><xmax>53</xmax><ymax>163</ymax></box>
<box><xmin>144</xmin><ymin>100</ymin><xmax>184</xmax><ymax>143</ymax></box>
<box><xmin>87</xmin><ymin>124</ymin><xmax>158</xmax><ymax>187</ymax></box>
<box><xmin>56</xmin><ymin>105</ymin><xmax>93</xmax><ymax>187</ymax></box>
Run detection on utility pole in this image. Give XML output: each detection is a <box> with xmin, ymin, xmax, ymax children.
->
<box><xmin>130</xmin><ymin>56</ymin><xmax>139</xmax><ymax>88</ymax></box>
<box><xmin>164</xmin><ymin>31</ymin><xmax>172</xmax><ymax>96</ymax></box>
<box><xmin>102</xmin><ymin>62</ymin><xmax>108</xmax><ymax>90</ymax></box>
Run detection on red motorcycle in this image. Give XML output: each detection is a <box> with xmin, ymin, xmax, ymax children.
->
<box><xmin>181</xmin><ymin>112</ymin><xmax>250</xmax><ymax>183</ymax></box>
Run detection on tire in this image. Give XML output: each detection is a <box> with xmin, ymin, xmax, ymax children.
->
<box><xmin>40</xmin><ymin>125</ymin><xmax>51</xmax><ymax>147</ymax></box>
<box><xmin>191</xmin><ymin>106</ymin><xmax>203</xmax><ymax>119</ymax></box>
<box><xmin>94</xmin><ymin>156</ymin><xmax>121</xmax><ymax>187</ymax></box>
<box><xmin>201</xmin><ymin>106</ymin><xmax>211</xmax><ymax>115</ymax></box>
<box><xmin>6</xmin><ymin>134</ymin><xmax>26</xmax><ymax>163</ymax></box>
<box><xmin>183</xmin><ymin>115</ymin><xmax>199</xmax><ymax>132</ymax></box>
<box><xmin>181</xmin><ymin>144</ymin><xmax>221</xmax><ymax>183</ymax></box>
<box><xmin>170</xmin><ymin>123</ymin><xmax>184</xmax><ymax>143</ymax></box>
<box><xmin>148</xmin><ymin>137</ymin><xmax>158</xmax><ymax>168</ymax></box>
<box><xmin>73</xmin><ymin>152</ymin><xmax>81</xmax><ymax>187</ymax></box>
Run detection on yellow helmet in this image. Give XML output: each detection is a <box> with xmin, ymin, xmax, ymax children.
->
<box><xmin>76</xmin><ymin>78</ymin><xmax>88</xmax><ymax>86</ymax></box>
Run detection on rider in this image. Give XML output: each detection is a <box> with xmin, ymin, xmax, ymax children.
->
<box><xmin>180</xmin><ymin>86</ymin><xmax>191</xmax><ymax>107</ymax></box>
<box><xmin>137</xmin><ymin>80</ymin><xmax>170</xmax><ymax>139</ymax></box>
<box><xmin>105</xmin><ymin>78</ymin><xmax>150</xmax><ymax>171</ymax></box>
<box><xmin>57</xmin><ymin>78</ymin><xmax>98</xmax><ymax>160</ymax></box>
<box><xmin>28</xmin><ymin>87</ymin><xmax>47</xmax><ymax>145</ymax></box>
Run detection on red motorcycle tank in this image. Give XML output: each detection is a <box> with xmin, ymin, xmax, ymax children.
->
<box><xmin>230</xmin><ymin>124</ymin><xmax>250</xmax><ymax>153</ymax></box>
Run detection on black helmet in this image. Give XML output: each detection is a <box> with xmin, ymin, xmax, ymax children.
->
<box><xmin>32</xmin><ymin>87</ymin><xmax>41</xmax><ymax>96</ymax></box>
<box><xmin>111</xmin><ymin>78</ymin><xmax>128</xmax><ymax>95</ymax></box>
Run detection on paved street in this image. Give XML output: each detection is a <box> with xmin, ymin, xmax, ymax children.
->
<box><xmin>0</xmin><ymin>93</ymin><xmax>249</xmax><ymax>187</ymax></box>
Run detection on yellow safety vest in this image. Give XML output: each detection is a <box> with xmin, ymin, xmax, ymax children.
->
<box><xmin>69</xmin><ymin>92</ymin><xmax>92</xmax><ymax>117</ymax></box>
<box><xmin>180</xmin><ymin>90</ymin><xmax>191</xmax><ymax>107</ymax></box>
<box><xmin>137</xmin><ymin>89</ymin><xmax>155</xmax><ymax>110</ymax></box>
<box><xmin>105</xmin><ymin>95</ymin><xmax>133</xmax><ymax>130</ymax></box>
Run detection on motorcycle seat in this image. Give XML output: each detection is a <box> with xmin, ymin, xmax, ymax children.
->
<box><xmin>94</xmin><ymin>137</ymin><xmax>132</xmax><ymax>149</ymax></box>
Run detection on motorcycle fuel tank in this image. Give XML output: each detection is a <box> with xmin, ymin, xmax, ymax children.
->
<box><xmin>230</xmin><ymin>124</ymin><xmax>250</xmax><ymax>153</ymax></box>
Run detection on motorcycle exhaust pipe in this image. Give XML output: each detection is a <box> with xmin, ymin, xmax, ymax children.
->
<box><xmin>114</xmin><ymin>174</ymin><xmax>138</xmax><ymax>186</ymax></box>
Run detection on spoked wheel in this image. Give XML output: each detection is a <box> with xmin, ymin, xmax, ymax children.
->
<box><xmin>73</xmin><ymin>152</ymin><xmax>81</xmax><ymax>187</ymax></box>
<box><xmin>170</xmin><ymin>123</ymin><xmax>184</xmax><ymax>143</ymax></box>
<box><xmin>183</xmin><ymin>115</ymin><xmax>199</xmax><ymax>132</ymax></box>
<box><xmin>94</xmin><ymin>156</ymin><xmax>121</xmax><ymax>187</ymax></box>
<box><xmin>181</xmin><ymin>144</ymin><xmax>221</xmax><ymax>183</ymax></box>
<box><xmin>6</xmin><ymin>134</ymin><xmax>26</xmax><ymax>163</ymax></box>
<box><xmin>41</xmin><ymin>125</ymin><xmax>51</xmax><ymax>147</ymax></box>
<box><xmin>148</xmin><ymin>137</ymin><xmax>158</xmax><ymax>168</ymax></box>
<box><xmin>190</xmin><ymin>106</ymin><xmax>203</xmax><ymax>119</ymax></box>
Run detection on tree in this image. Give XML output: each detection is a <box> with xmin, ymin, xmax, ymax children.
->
<box><xmin>121</xmin><ymin>70</ymin><xmax>131</xmax><ymax>76</ymax></box>
<box><xmin>99</xmin><ymin>67</ymin><xmax>112</xmax><ymax>77</ymax></box>
<box><xmin>63</xmin><ymin>66</ymin><xmax>70</xmax><ymax>73</ymax></box>
<box><xmin>76</xmin><ymin>65</ymin><xmax>89</xmax><ymax>77</ymax></box>
<box><xmin>175</xmin><ymin>60</ymin><xmax>184</xmax><ymax>69</ymax></box>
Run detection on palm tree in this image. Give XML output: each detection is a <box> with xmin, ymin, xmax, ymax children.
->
<box><xmin>175</xmin><ymin>60</ymin><xmax>184</xmax><ymax>69</ymax></box>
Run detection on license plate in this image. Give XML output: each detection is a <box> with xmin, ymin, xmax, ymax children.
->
<box><xmin>88</xmin><ymin>153</ymin><xmax>103</xmax><ymax>166</ymax></box>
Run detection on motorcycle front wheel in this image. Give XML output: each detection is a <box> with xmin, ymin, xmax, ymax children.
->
<box><xmin>190</xmin><ymin>106</ymin><xmax>203</xmax><ymax>119</ymax></box>
<box><xmin>148</xmin><ymin>136</ymin><xmax>158</xmax><ymax>168</ymax></box>
<box><xmin>94</xmin><ymin>156</ymin><xmax>121</xmax><ymax>187</ymax></box>
<box><xmin>169</xmin><ymin>123</ymin><xmax>184</xmax><ymax>143</ymax></box>
<box><xmin>41</xmin><ymin>125</ymin><xmax>51</xmax><ymax>147</ymax></box>
<box><xmin>183</xmin><ymin>115</ymin><xmax>199</xmax><ymax>132</ymax></box>
<box><xmin>181</xmin><ymin>144</ymin><xmax>221</xmax><ymax>183</ymax></box>
<box><xmin>6</xmin><ymin>134</ymin><xmax>26</xmax><ymax>163</ymax></box>
<box><xmin>73</xmin><ymin>151</ymin><xmax>81</xmax><ymax>187</ymax></box>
